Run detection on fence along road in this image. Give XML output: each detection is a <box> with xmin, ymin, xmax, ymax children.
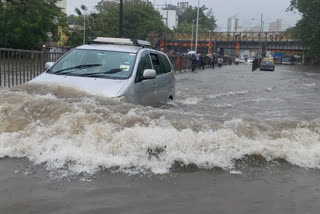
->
<box><xmin>0</xmin><ymin>48</ymin><xmax>212</xmax><ymax>88</ymax></box>
<box><xmin>0</xmin><ymin>48</ymin><xmax>64</xmax><ymax>88</ymax></box>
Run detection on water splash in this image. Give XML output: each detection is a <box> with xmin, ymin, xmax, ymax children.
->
<box><xmin>1</xmin><ymin>85</ymin><xmax>320</xmax><ymax>175</ymax></box>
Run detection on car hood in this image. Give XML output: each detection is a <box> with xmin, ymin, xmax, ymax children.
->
<box><xmin>29</xmin><ymin>73</ymin><xmax>129</xmax><ymax>97</ymax></box>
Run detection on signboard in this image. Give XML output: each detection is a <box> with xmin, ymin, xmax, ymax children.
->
<box><xmin>235</xmin><ymin>42</ymin><xmax>240</xmax><ymax>56</ymax></box>
<box><xmin>208</xmin><ymin>41</ymin><xmax>213</xmax><ymax>55</ymax></box>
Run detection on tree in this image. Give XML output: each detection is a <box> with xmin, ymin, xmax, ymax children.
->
<box><xmin>66</xmin><ymin>14</ymin><xmax>85</xmax><ymax>47</ymax></box>
<box><xmin>92</xmin><ymin>0</ymin><xmax>166</xmax><ymax>39</ymax></box>
<box><xmin>175</xmin><ymin>5</ymin><xmax>217</xmax><ymax>33</ymax></box>
<box><xmin>0</xmin><ymin>0</ymin><xmax>66</xmax><ymax>49</ymax></box>
<box><xmin>288</xmin><ymin>0</ymin><xmax>320</xmax><ymax>56</ymax></box>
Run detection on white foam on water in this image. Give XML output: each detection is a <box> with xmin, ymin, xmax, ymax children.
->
<box><xmin>304</xmin><ymin>83</ymin><xmax>316</xmax><ymax>87</ymax></box>
<box><xmin>1</xmin><ymin>87</ymin><xmax>320</xmax><ymax>175</ymax></box>
<box><xmin>229</xmin><ymin>170</ymin><xmax>242</xmax><ymax>175</ymax></box>
<box><xmin>34</xmin><ymin>93</ymin><xmax>57</xmax><ymax>100</ymax></box>
<box><xmin>212</xmin><ymin>104</ymin><xmax>234</xmax><ymax>108</ymax></box>
<box><xmin>208</xmin><ymin>90</ymin><xmax>249</xmax><ymax>99</ymax></box>
<box><xmin>177</xmin><ymin>97</ymin><xmax>203</xmax><ymax>105</ymax></box>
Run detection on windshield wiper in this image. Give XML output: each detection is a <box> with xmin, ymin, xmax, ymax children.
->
<box><xmin>78</xmin><ymin>68</ymin><xmax>124</xmax><ymax>77</ymax></box>
<box><xmin>52</xmin><ymin>64</ymin><xmax>102</xmax><ymax>75</ymax></box>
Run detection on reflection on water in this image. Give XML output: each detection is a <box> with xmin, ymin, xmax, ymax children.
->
<box><xmin>0</xmin><ymin>65</ymin><xmax>320</xmax><ymax>175</ymax></box>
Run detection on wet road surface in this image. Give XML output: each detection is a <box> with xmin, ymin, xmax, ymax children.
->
<box><xmin>0</xmin><ymin>64</ymin><xmax>320</xmax><ymax>213</ymax></box>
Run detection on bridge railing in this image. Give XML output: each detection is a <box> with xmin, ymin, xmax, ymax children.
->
<box><xmin>160</xmin><ymin>31</ymin><xmax>296</xmax><ymax>42</ymax></box>
<box><xmin>0</xmin><ymin>48</ymin><xmax>65</xmax><ymax>88</ymax></box>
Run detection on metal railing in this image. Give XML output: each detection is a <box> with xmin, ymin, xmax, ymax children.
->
<box><xmin>0</xmin><ymin>48</ymin><xmax>65</xmax><ymax>88</ymax></box>
<box><xmin>159</xmin><ymin>31</ymin><xmax>296</xmax><ymax>43</ymax></box>
<box><xmin>169</xmin><ymin>55</ymin><xmax>219</xmax><ymax>72</ymax></box>
<box><xmin>169</xmin><ymin>55</ymin><xmax>192</xmax><ymax>72</ymax></box>
<box><xmin>0</xmin><ymin>48</ymin><xmax>221</xmax><ymax>88</ymax></box>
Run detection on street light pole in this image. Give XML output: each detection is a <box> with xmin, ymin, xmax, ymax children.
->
<box><xmin>191</xmin><ymin>20</ymin><xmax>194</xmax><ymax>51</ymax></box>
<box><xmin>208</xmin><ymin>30</ymin><xmax>211</xmax><ymax>54</ymax></box>
<box><xmin>252</xmin><ymin>14</ymin><xmax>264</xmax><ymax>58</ymax></box>
<box><xmin>191</xmin><ymin>18</ymin><xmax>202</xmax><ymax>52</ymax></box>
<box><xmin>119</xmin><ymin>0</ymin><xmax>123</xmax><ymax>38</ymax></box>
<box><xmin>259</xmin><ymin>13</ymin><xmax>263</xmax><ymax>58</ymax></box>
<box><xmin>195</xmin><ymin>0</ymin><xmax>200</xmax><ymax>53</ymax></box>
<box><xmin>83</xmin><ymin>13</ymin><xmax>86</xmax><ymax>44</ymax></box>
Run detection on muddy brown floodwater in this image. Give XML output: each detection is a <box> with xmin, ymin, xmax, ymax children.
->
<box><xmin>0</xmin><ymin>64</ymin><xmax>320</xmax><ymax>213</ymax></box>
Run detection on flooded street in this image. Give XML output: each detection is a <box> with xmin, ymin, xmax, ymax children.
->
<box><xmin>1</xmin><ymin>64</ymin><xmax>320</xmax><ymax>213</ymax></box>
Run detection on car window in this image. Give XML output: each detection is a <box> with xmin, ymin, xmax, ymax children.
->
<box><xmin>262</xmin><ymin>61</ymin><xmax>272</xmax><ymax>65</ymax></box>
<box><xmin>50</xmin><ymin>49</ymin><xmax>136</xmax><ymax>79</ymax></box>
<box><xmin>136</xmin><ymin>53</ymin><xmax>152</xmax><ymax>82</ymax></box>
<box><xmin>150</xmin><ymin>53</ymin><xmax>166</xmax><ymax>75</ymax></box>
<box><xmin>159</xmin><ymin>54</ymin><xmax>172</xmax><ymax>73</ymax></box>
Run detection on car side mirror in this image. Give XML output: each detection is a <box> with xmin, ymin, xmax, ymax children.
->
<box><xmin>45</xmin><ymin>62</ymin><xmax>54</xmax><ymax>70</ymax></box>
<box><xmin>143</xmin><ymin>69</ymin><xmax>156</xmax><ymax>79</ymax></box>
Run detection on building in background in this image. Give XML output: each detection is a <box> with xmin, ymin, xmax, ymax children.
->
<box><xmin>158</xmin><ymin>4</ymin><xmax>179</xmax><ymax>30</ymax></box>
<box><xmin>227</xmin><ymin>16</ymin><xmax>239</xmax><ymax>32</ymax></box>
<box><xmin>56</xmin><ymin>0</ymin><xmax>67</xmax><ymax>13</ymax></box>
<box><xmin>177</xmin><ymin>2</ymin><xmax>189</xmax><ymax>15</ymax></box>
<box><xmin>269</xmin><ymin>19</ymin><xmax>282</xmax><ymax>32</ymax></box>
<box><xmin>237</xmin><ymin>26</ymin><xmax>261</xmax><ymax>32</ymax></box>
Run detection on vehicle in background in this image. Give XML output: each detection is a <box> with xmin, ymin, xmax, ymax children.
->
<box><xmin>247</xmin><ymin>58</ymin><xmax>255</xmax><ymax>64</ymax></box>
<box><xmin>260</xmin><ymin>58</ymin><xmax>275</xmax><ymax>71</ymax></box>
<box><xmin>273</xmin><ymin>56</ymin><xmax>282</xmax><ymax>64</ymax></box>
<box><xmin>282</xmin><ymin>57</ymin><xmax>293</xmax><ymax>65</ymax></box>
<box><xmin>29</xmin><ymin>37</ymin><xmax>175</xmax><ymax>107</ymax></box>
<box><xmin>239</xmin><ymin>58</ymin><xmax>246</xmax><ymax>63</ymax></box>
<box><xmin>293</xmin><ymin>55</ymin><xmax>302</xmax><ymax>65</ymax></box>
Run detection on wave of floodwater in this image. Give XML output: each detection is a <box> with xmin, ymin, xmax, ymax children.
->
<box><xmin>1</xmin><ymin>84</ymin><xmax>320</xmax><ymax>175</ymax></box>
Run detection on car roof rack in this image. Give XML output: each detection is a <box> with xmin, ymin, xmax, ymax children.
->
<box><xmin>91</xmin><ymin>37</ymin><xmax>153</xmax><ymax>48</ymax></box>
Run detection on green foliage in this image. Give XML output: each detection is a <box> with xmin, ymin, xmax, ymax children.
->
<box><xmin>0</xmin><ymin>0</ymin><xmax>66</xmax><ymax>49</ymax></box>
<box><xmin>67</xmin><ymin>31</ymin><xmax>84</xmax><ymax>48</ymax></box>
<box><xmin>289</xmin><ymin>0</ymin><xmax>320</xmax><ymax>56</ymax></box>
<box><xmin>67</xmin><ymin>0</ymin><xmax>166</xmax><ymax>47</ymax></box>
<box><xmin>94</xmin><ymin>0</ymin><xmax>165</xmax><ymax>39</ymax></box>
<box><xmin>175</xmin><ymin>5</ymin><xmax>217</xmax><ymax>33</ymax></box>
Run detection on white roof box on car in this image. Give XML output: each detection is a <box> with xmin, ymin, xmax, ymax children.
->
<box><xmin>92</xmin><ymin>37</ymin><xmax>152</xmax><ymax>48</ymax></box>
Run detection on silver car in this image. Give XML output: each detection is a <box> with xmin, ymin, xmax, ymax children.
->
<box><xmin>30</xmin><ymin>38</ymin><xmax>176</xmax><ymax>107</ymax></box>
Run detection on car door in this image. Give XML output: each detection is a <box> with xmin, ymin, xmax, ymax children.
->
<box><xmin>159</xmin><ymin>53</ymin><xmax>174</xmax><ymax>101</ymax></box>
<box><xmin>149</xmin><ymin>52</ymin><xmax>170</xmax><ymax>104</ymax></box>
<box><xmin>134</xmin><ymin>52</ymin><xmax>157</xmax><ymax>106</ymax></box>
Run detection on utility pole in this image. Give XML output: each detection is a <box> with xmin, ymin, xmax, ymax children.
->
<box><xmin>83</xmin><ymin>13</ymin><xmax>86</xmax><ymax>44</ymax></box>
<box><xmin>195</xmin><ymin>0</ymin><xmax>200</xmax><ymax>53</ymax></box>
<box><xmin>191</xmin><ymin>21</ymin><xmax>194</xmax><ymax>51</ymax></box>
<box><xmin>166</xmin><ymin>1</ymin><xmax>168</xmax><ymax>28</ymax></box>
<box><xmin>191</xmin><ymin>18</ymin><xmax>201</xmax><ymax>52</ymax></box>
<box><xmin>258</xmin><ymin>13</ymin><xmax>263</xmax><ymax>58</ymax></box>
<box><xmin>75</xmin><ymin>5</ymin><xmax>87</xmax><ymax>44</ymax></box>
<box><xmin>208</xmin><ymin>30</ymin><xmax>211</xmax><ymax>54</ymax></box>
<box><xmin>165</xmin><ymin>1</ymin><xmax>168</xmax><ymax>52</ymax></box>
<box><xmin>119</xmin><ymin>0</ymin><xmax>123</xmax><ymax>38</ymax></box>
<box><xmin>214</xmin><ymin>31</ymin><xmax>217</xmax><ymax>53</ymax></box>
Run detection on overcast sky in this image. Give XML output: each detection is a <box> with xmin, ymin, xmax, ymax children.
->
<box><xmin>67</xmin><ymin>0</ymin><xmax>301</xmax><ymax>30</ymax></box>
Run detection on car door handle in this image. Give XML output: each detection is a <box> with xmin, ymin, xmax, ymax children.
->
<box><xmin>153</xmin><ymin>84</ymin><xmax>157</xmax><ymax>87</ymax></box>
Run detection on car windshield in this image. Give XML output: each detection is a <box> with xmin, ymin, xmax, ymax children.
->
<box><xmin>49</xmin><ymin>49</ymin><xmax>136</xmax><ymax>79</ymax></box>
<box><xmin>262</xmin><ymin>61</ymin><xmax>273</xmax><ymax>65</ymax></box>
